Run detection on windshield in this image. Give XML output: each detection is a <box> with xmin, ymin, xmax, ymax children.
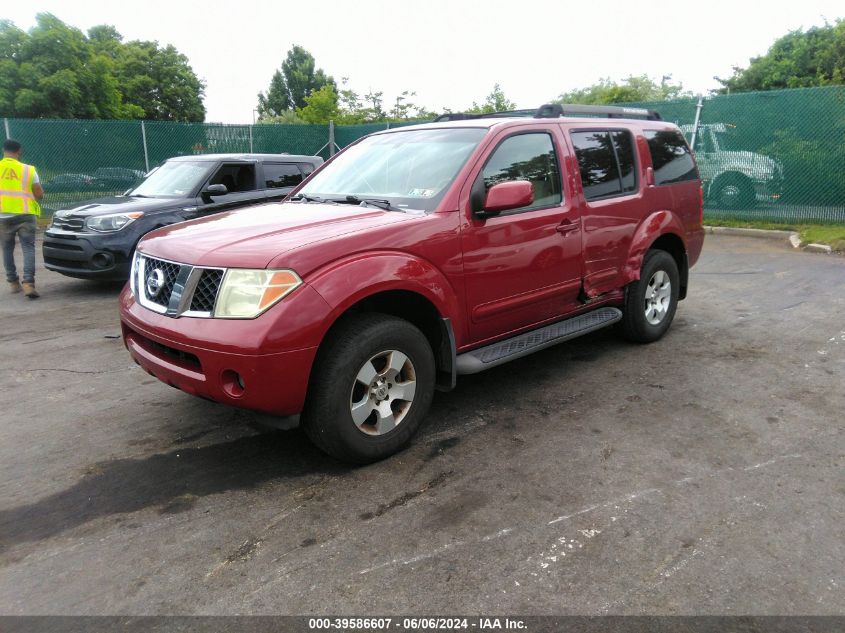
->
<box><xmin>713</xmin><ymin>127</ymin><xmax>743</xmax><ymax>152</ymax></box>
<box><xmin>127</xmin><ymin>160</ymin><xmax>212</xmax><ymax>198</ymax></box>
<box><xmin>298</xmin><ymin>128</ymin><xmax>488</xmax><ymax>212</ymax></box>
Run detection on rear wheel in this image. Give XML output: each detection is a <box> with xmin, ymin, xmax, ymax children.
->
<box><xmin>302</xmin><ymin>313</ymin><xmax>435</xmax><ymax>464</ymax></box>
<box><xmin>620</xmin><ymin>250</ymin><xmax>680</xmax><ymax>343</ymax></box>
<box><xmin>710</xmin><ymin>174</ymin><xmax>755</xmax><ymax>209</ymax></box>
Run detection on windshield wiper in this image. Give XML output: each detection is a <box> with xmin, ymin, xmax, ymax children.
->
<box><xmin>128</xmin><ymin>193</ymin><xmax>150</xmax><ymax>198</ymax></box>
<box><xmin>289</xmin><ymin>193</ymin><xmax>336</xmax><ymax>203</ymax></box>
<box><xmin>342</xmin><ymin>195</ymin><xmax>399</xmax><ymax>211</ymax></box>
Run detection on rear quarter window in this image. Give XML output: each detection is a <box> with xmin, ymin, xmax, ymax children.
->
<box><xmin>263</xmin><ymin>163</ymin><xmax>303</xmax><ymax>188</ymax></box>
<box><xmin>644</xmin><ymin>130</ymin><xmax>698</xmax><ymax>185</ymax></box>
<box><xmin>570</xmin><ymin>130</ymin><xmax>638</xmax><ymax>200</ymax></box>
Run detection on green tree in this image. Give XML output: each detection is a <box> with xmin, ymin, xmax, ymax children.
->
<box><xmin>0</xmin><ymin>14</ymin><xmax>205</xmax><ymax>121</ymax></box>
<box><xmin>3</xmin><ymin>13</ymin><xmax>124</xmax><ymax>118</ymax></box>
<box><xmin>336</xmin><ymin>78</ymin><xmax>366</xmax><ymax>123</ymax></box>
<box><xmin>390</xmin><ymin>91</ymin><xmax>418</xmax><ymax>120</ymax></box>
<box><xmin>257</xmin><ymin>111</ymin><xmax>306</xmax><ymax>125</ymax></box>
<box><xmin>115</xmin><ymin>40</ymin><xmax>206</xmax><ymax>121</ymax></box>
<box><xmin>257</xmin><ymin>45</ymin><xmax>334</xmax><ymax>117</ymax></box>
<box><xmin>363</xmin><ymin>90</ymin><xmax>386</xmax><ymax>121</ymax></box>
<box><xmin>297</xmin><ymin>83</ymin><xmax>340</xmax><ymax>124</ymax></box>
<box><xmin>556</xmin><ymin>75</ymin><xmax>689</xmax><ymax>104</ymax></box>
<box><xmin>716</xmin><ymin>20</ymin><xmax>845</xmax><ymax>92</ymax></box>
<box><xmin>467</xmin><ymin>83</ymin><xmax>517</xmax><ymax>113</ymax></box>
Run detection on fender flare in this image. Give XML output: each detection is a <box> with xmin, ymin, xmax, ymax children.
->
<box><xmin>306</xmin><ymin>250</ymin><xmax>463</xmax><ymax>342</ymax></box>
<box><xmin>620</xmin><ymin>211</ymin><xmax>687</xmax><ymax>286</ymax></box>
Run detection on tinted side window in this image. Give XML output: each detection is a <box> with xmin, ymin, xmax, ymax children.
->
<box><xmin>209</xmin><ymin>163</ymin><xmax>257</xmax><ymax>192</ymax></box>
<box><xmin>644</xmin><ymin>130</ymin><xmax>698</xmax><ymax>185</ymax></box>
<box><xmin>299</xmin><ymin>162</ymin><xmax>315</xmax><ymax>177</ymax></box>
<box><xmin>264</xmin><ymin>163</ymin><xmax>303</xmax><ymax>188</ymax></box>
<box><xmin>482</xmin><ymin>133</ymin><xmax>562</xmax><ymax>213</ymax></box>
<box><xmin>612</xmin><ymin>130</ymin><xmax>637</xmax><ymax>193</ymax></box>
<box><xmin>571</xmin><ymin>131</ymin><xmax>621</xmax><ymax>200</ymax></box>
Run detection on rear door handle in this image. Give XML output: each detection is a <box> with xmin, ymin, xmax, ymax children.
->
<box><xmin>555</xmin><ymin>220</ymin><xmax>579</xmax><ymax>235</ymax></box>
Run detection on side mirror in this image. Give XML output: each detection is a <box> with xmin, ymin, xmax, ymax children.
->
<box><xmin>203</xmin><ymin>184</ymin><xmax>228</xmax><ymax>198</ymax></box>
<box><xmin>477</xmin><ymin>180</ymin><xmax>534</xmax><ymax>218</ymax></box>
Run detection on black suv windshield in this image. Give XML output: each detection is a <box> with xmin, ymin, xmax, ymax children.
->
<box><xmin>298</xmin><ymin>128</ymin><xmax>487</xmax><ymax>212</ymax></box>
<box><xmin>127</xmin><ymin>161</ymin><xmax>212</xmax><ymax>198</ymax></box>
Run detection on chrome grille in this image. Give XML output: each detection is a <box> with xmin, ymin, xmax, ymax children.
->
<box><xmin>51</xmin><ymin>216</ymin><xmax>85</xmax><ymax>231</ymax></box>
<box><xmin>134</xmin><ymin>254</ymin><xmax>224</xmax><ymax>318</ymax></box>
<box><xmin>142</xmin><ymin>257</ymin><xmax>181</xmax><ymax>308</ymax></box>
<box><xmin>189</xmin><ymin>269</ymin><xmax>223</xmax><ymax>313</ymax></box>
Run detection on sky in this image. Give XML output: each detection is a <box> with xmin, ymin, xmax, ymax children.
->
<box><xmin>3</xmin><ymin>0</ymin><xmax>844</xmax><ymax>123</ymax></box>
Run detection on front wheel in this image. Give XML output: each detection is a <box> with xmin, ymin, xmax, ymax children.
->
<box><xmin>620</xmin><ymin>250</ymin><xmax>680</xmax><ymax>343</ymax></box>
<box><xmin>302</xmin><ymin>313</ymin><xmax>435</xmax><ymax>464</ymax></box>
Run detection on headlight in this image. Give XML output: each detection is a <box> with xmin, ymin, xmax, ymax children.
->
<box><xmin>129</xmin><ymin>251</ymin><xmax>139</xmax><ymax>297</ymax></box>
<box><xmin>214</xmin><ymin>269</ymin><xmax>302</xmax><ymax>319</ymax></box>
<box><xmin>85</xmin><ymin>212</ymin><xmax>143</xmax><ymax>232</ymax></box>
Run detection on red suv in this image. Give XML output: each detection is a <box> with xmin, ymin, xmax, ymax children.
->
<box><xmin>120</xmin><ymin>104</ymin><xmax>704</xmax><ymax>463</ymax></box>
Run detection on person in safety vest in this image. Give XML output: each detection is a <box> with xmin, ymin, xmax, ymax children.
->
<box><xmin>0</xmin><ymin>139</ymin><xmax>43</xmax><ymax>298</ymax></box>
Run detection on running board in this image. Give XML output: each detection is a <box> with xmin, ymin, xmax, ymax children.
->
<box><xmin>455</xmin><ymin>307</ymin><xmax>622</xmax><ymax>375</ymax></box>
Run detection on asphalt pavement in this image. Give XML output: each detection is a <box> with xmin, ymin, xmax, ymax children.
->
<box><xmin>0</xmin><ymin>234</ymin><xmax>842</xmax><ymax>615</ymax></box>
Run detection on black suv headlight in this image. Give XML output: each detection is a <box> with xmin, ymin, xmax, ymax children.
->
<box><xmin>85</xmin><ymin>212</ymin><xmax>144</xmax><ymax>232</ymax></box>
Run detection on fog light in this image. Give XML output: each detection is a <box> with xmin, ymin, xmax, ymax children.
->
<box><xmin>92</xmin><ymin>252</ymin><xmax>113</xmax><ymax>269</ymax></box>
<box><xmin>221</xmin><ymin>369</ymin><xmax>245</xmax><ymax>398</ymax></box>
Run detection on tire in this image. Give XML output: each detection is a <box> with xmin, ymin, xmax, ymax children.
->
<box><xmin>710</xmin><ymin>174</ymin><xmax>755</xmax><ymax>210</ymax></box>
<box><xmin>620</xmin><ymin>250</ymin><xmax>680</xmax><ymax>344</ymax></box>
<box><xmin>302</xmin><ymin>313</ymin><xmax>436</xmax><ymax>464</ymax></box>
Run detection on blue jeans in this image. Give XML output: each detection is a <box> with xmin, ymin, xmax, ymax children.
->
<box><xmin>1</xmin><ymin>215</ymin><xmax>37</xmax><ymax>284</ymax></box>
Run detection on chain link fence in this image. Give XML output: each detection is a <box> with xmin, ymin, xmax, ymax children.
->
<box><xmin>1</xmin><ymin>119</ymin><xmax>376</xmax><ymax>215</ymax></box>
<box><xmin>4</xmin><ymin>85</ymin><xmax>844</xmax><ymax>223</ymax></box>
<box><xmin>627</xmin><ymin>85</ymin><xmax>845</xmax><ymax>223</ymax></box>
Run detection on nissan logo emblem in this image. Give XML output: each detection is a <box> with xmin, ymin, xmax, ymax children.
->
<box><xmin>146</xmin><ymin>269</ymin><xmax>165</xmax><ymax>297</ymax></box>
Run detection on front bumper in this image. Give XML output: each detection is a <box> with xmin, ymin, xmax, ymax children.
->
<box><xmin>120</xmin><ymin>286</ymin><xmax>328</xmax><ymax>416</ymax></box>
<box><xmin>753</xmin><ymin>177</ymin><xmax>784</xmax><ymax>202</ymax></box>
<box><xmin>43</xmin><ymin>229</ymin><xmax>133</xmax><ymax>280</ymax></box>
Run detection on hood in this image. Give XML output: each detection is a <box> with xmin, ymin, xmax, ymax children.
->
<box><xmin>56</xmin><ymin>196</ymin><xmax>183</xmax><ymax>217</ymax></box>
<box><xmin>138</xmin><ymin>201</ymin><xmax>417</xmax><ymax>269</ymax></box>
<box><xmin>712</xmin><ymin>151</ymin><xmax>781</xmax><ymax>170</ymax></box>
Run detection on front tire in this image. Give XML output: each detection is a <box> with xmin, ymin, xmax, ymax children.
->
<box><xmin>302</xmin><ymin>313</ymin><xmax>435</xmax><ymax>464</ymax></box>
<box><xmin>620</xmin><ymin>250</ymin><xmax>680</xmax><ymax>343</ymax></box>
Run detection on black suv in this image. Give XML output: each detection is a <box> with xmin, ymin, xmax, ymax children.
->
<box><xmin>43</xmin><ymin>153</ymin><xmax>323</xmax><ymax>280</ymax></box>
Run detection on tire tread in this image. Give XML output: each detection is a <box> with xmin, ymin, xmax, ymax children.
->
<box><xmin>302</xmin><ymin>313</ymin><xmax>434</xmax><ymax>463</ymax></box>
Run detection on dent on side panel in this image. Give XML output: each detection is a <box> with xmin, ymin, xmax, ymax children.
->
<box><xmin>619</xmin><ymin>211</ymin><xmax>683</xmax><ymax>286</ymax></box>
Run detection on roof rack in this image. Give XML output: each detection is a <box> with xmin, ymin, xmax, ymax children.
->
<box><xmin>432</xmin><ymin>109</ymin><xmax>536</xmax><ymax>122</ymax></box>
<box><xmin>535</xmin><ymin>103</ymin><xmax>662</xmax><ymax>120</ymax></box>
<box><xmin>433</xmin><ymin>103</ymin><xmax>662</xmax><ymax>123</ymax></box>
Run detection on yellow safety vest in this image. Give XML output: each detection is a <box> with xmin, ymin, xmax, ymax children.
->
<box><xmin>0</xmin><ymin>157</ymin><xmax>41</xmax><ymax>217</ymax></box>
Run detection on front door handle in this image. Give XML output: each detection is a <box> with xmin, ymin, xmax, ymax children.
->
<box><xmin>555</xmin><ymin>220</ymin><xmax>579</xmax><ymax>235</ymax></box>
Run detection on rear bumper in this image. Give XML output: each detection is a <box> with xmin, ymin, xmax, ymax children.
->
<box><xmin>43</xmin><ymin>230</ymin><xmax>132</xmax><ymax>280</ymax></box>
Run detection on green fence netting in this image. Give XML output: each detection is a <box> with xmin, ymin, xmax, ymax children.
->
<box><xmin>4</xmin><ymin>85</ymin><xmax>844</xmax><ymax>223</ymax></box>
<box><xmin>627</xmin><ymin>85</ymin><xmax>845</xmax><ymax>223</ymax></box>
